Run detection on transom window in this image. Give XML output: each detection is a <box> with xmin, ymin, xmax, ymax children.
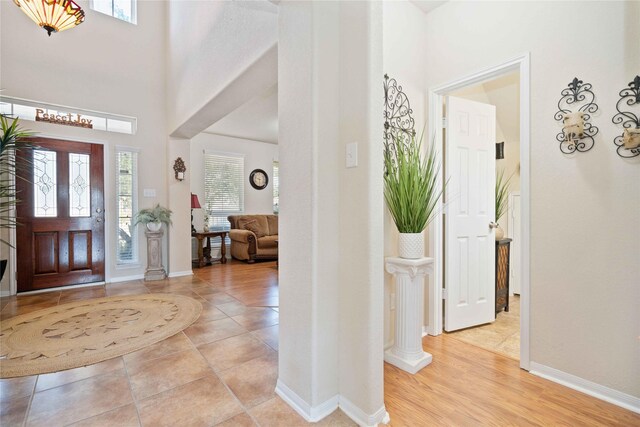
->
<box><xmin>90</xmin><ymin>0</ymin><xmax>137</xmax><ymax>24</ymax></box>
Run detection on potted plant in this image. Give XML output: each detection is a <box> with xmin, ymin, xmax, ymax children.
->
<box><xmin>494</xmin><ymin>169</ymin><xmax>512</xmax><ymax>241</ymax></box>
<box><xmin>384</xmin><ymin>133</ymin><xmax>444</xmax><ymax>259</ymax></box>
<box><xmin>0</xmin><ymin>115</ymin><xmax>35</xmax><ymax>281</ymax></box>
<box><xmin>134</xmin><ymin>204</ymin><xmax>173</xmax><ymax>232</ymax></box>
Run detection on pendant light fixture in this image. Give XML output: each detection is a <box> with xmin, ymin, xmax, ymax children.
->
<box><xmin>13</xmin><ymin>0</ymin><xmax>85</xmax><ymax>36</ymax></box>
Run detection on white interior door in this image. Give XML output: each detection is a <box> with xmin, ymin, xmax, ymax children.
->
<box><xmin>444</xmin><ymin>96</ymin><xmax>496</xmax><ymax>332</ymax></box>
<box><xmin>508</xmin><ymin>191</ymin><xmax>521</xmax><ymax>295</ymax></box>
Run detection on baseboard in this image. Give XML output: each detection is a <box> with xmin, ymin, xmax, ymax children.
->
<box><xmin>275</xmin><ymin>380</ymin><xmax>339</xmax><ymax>422</ymax></box>
<box><xmin>339</xmin><ymin>395</ymin><xmax>389</xmax><ymax>427</ymax></box>
<box><xmin>18</xmin><ymin>281</ymin><xmax>105</xmax><ymax>295</ymax></box>
<box><xmin>109</xmin><ymin>274</ymin><xmax>145</xmax><ymax>283</ymax></box>
<box><xmin>529</xmin><ymin>362</ymin><xmax>640</xmax><ymax>414</ymax></box>
<box><xmin>168</xmin><ymin>270</ymin><xmax>193</xmax><ymax>278</ymax></box>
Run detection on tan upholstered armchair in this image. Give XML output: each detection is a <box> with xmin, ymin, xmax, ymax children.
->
<box><xmin>228</xmin><ymin>215</ymin><xmax>278</xmax><ymax>263</ymax></box>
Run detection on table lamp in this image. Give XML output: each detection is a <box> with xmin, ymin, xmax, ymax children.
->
<box><xmin>191</xmin><ymin>193</ymin><xmax>201</xmax><ymax>234</ymax></box>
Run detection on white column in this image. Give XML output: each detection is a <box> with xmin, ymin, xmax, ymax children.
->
<box><xmin>385</xmin><ymin>257</ymin><xmax>434</xmax><ymax>374</ymax></box>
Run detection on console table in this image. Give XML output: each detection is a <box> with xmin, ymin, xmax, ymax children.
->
<box><xmin>192</xmin><ymin>231</ymin><xmax>227</xmax><ymax>268</ymax></box>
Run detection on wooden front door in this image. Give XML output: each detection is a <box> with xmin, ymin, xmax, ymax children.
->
<box><xmin>16</xmin><ymin>138</ymin><xmax>105</xmax><ymax>292</ymax></box>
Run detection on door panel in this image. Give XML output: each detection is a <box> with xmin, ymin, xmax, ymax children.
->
<box><xmin>445</xmin><ymin>96</ymin><xmax>496</xmax><ymax>332</ymax></box>
<box><xmin>16</xmin><ymin>138</ymin><xmax>105</xmax><ymax>292</ymax></box>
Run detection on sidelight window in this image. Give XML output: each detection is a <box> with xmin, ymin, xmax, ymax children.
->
<box><xmin>116</xmin><ymin>149</ymin><xmax>138</xmax><ymax>264</ymax></box>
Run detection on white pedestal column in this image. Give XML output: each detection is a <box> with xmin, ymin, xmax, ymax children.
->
<box><xmin>384</xmin><ymin>257</ymin><xmax>433</xmax><ymax>374</ymax></box>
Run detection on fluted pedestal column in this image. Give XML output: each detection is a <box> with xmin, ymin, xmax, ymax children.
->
<box><xmin>145</xmin><ymin>229</ymin><xmax>166</xmax><ymax>281</ymax></box>
<box><xmin>385</xmin><ymin>257</ymin><xmax>433</xmax><ymax>374</ymax></box>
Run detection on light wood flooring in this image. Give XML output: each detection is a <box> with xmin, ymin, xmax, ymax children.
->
<box><xmin>2</xmin><ymin>260</ymin><xmax>639</xmax><ymax>426</ymax></box>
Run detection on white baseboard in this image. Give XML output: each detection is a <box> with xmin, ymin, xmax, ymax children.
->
<box><xmin>275</xmin><ymin>379</ymin><xmax>339</xmax><ymax>422</ymax></box>
<box><xmin>168</xmin><ymin>270</ymin><xmax>193</xmax><ymax>278</ymax></box>
<box><xmin>275</xmin><ymin>379</ymin><xmax>389</xmax><ymax>426</ymax></box>
<box><xmin>529</xmin><ymin>362</ymin><xmax>640</xmax><ymax>414</ymax></box>
<box><xmin>109</xmin><ymin>274</ymin><xmax>145</xmax><ymax>283</ymax></box>
<box><xmin>339</xmin><ymin>396</ymin><xmax>389</xmax><ymax>427</ymax></box>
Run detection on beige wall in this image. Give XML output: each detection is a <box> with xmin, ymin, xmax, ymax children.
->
<box><xmin>425</xmin><ymin>0</ymin><xmax>640</xmax><ymax>397</ymax></box>
<box><xmin>0</xmin><ymin>0</ymin><xmax>169</xmax><ymax>291</ymax></box>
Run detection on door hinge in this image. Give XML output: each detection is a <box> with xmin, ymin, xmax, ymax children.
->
<box><xmin>442</xmin><ymin>117</ymin><xmax>447</xmax><ymax>128</ymax></box>
<box><xmin>442</xmin><ymin>288</ymin><xmax>447</xmax><ymax>299</ymax></box>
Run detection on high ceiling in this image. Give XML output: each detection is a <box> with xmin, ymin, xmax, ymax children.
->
<box><xmin>409</xmin><ymin>1</ymin><xmax>448</xmax><ymax>14</ymax></box>
<box><xmin>203</xmin><ymin>84</ymin><xmax>278</xmax><ymax>144</ymax></box>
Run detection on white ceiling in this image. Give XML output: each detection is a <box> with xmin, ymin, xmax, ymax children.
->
<box><xmin>203</xmin><ymin>84</ymin><xmax>278</xmax><ymax>144</ymax></box>
<box><xmin>409</xmin><ymin>1</ymin><xmax>448</xmax><ymax>14</ymax></box>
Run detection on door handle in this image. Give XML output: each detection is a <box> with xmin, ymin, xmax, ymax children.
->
<box><xmin>489</xmin><ymin>222</ymin><xmax>498</xmax><ymax>229</ymax></box>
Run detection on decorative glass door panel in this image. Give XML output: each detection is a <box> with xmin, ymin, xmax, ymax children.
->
<box><xmin>69</xmin><ymin>153</ymin><xmax>91</xmax><ymax>217</ymax></box>
<box><xmin>33</xmin><ymin>150</ymin><xmax>57</xmax><ymax>217</ymax></box>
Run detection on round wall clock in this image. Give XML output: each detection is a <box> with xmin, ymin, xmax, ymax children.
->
<box><xmin>249</xmin><ymin>169</ymin><xmax>269</xmax><ymax>190</ymax></box>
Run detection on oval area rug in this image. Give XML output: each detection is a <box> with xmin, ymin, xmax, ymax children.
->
<box><xmin>0</xmin><ymin>293</ymin><xmax>202</xmax><ymax>378</ymax></box>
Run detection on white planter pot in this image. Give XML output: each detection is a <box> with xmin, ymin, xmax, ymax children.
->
<box><xmin>398</xmin><ymin>233</ymin><xmax>424</xmax><ymax>259</ymax></box>
<box><xmin>495</xmin><ymin>225</ymin><xmax>505</xmax><ymax>241</ymax></box>
<box><xmin>146</xmin><ymin>222</ymin><xmax>162</xmax><ymax>232</ymax></box>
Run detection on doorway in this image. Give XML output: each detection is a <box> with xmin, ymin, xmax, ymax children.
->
<box><xmin>16</xmin><ymin>138</ymin><xmax>106</xmax><ymax>292</ymax></box>
<box><xmin>427</xmin><ymin>53</ymin><xmax>531</xmax><ymax>369</ymax></box>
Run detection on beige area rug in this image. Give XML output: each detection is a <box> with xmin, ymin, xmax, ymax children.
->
<box><xmin>446</xmin><ymin>295</ymin><xmax>520</xmax><ymax>359</ymax></box>
<box><xmin>0</xmin><ymin>293</ymin><xmax>202</xmax><ymax>378</ymax></box>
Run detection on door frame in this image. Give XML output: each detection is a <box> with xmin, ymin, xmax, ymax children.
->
<box><xmin>8</xmin><ymin>134</ymin><xmax>110</xmax><ymax>296</ymax></box>
<box><xmin>427</xmin><ymin>52</ymin><xmax>531</xmax><ymax>370</ymax></box>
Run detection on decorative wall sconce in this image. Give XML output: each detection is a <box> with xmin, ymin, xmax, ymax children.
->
<box><xmin>554</xmin><ymin>77</ymin><xmax>599</xmax><ymax>154</ymax></box>
<box><xmin>612</xmin><ymin>75</ymin><xmax>640</xmax><ymax>158</ymax></box>
<box><xmin>496</xmin><ymin>141</ymin><xmax>505</xmax><ymax>159</ymax></box>
<box><xmin>173</xmin><ymin>157</ymin><xmax>186</xmax><ymax>181</ymax></box>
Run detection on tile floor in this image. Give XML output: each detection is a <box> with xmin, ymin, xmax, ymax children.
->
<box><xmin>0</xmin><ymin>261</ymin><xmax>354</xmax><ymax>427</ymax></box>
<box><xmin>445</xmin><ymin>295</ymin><xmax>520</xmax><ymax>359</ymax></box>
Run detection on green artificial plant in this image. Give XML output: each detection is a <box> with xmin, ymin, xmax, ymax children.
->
<box><xmin>134</xmin><ymin>204</ymin><xmax>173</xmax><ymax>226</ymax></box>
<box><xmin>495</xmin><ymin>169</ymin><xmax>513</xmax><ymax>223</ymax></box>
<box><xmin>0</xmin><ymin>114</ymin><xmax>35</xmax><ymax>246</ymax></box>
<box><xmin>383</xmin><ymin>133</ymin><xmax>444</xmax><ymax>233</ymax></box>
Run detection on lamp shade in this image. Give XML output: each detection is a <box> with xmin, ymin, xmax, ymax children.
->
<box><xmin>191</xmin><ymin>193</ymin><xmax>202</xmax><ymax>209</ymax></box>
<box><xmin>14</xmin><ymin>0</ymin><xmax>85</xmax><ymax>36</ymax></box>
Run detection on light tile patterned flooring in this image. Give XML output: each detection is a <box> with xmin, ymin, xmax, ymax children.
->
<box><xmin>0</xmin><ymin>260</ymin><xmax>354</xmax><ymax>427</ymax></box>
<box><xmin>446</xmin><ymin>295</ymin><xmax>520</xmax><ymax>359</ymax></box>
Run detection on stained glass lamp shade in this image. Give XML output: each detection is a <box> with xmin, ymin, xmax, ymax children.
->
<box><xmin>13</xmin><ymin>0</ymin><xmax>85</xmax><ymax>36</ymax></box>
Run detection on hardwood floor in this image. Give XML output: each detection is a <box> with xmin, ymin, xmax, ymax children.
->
<box><xmin>385</xmin><ymin>335</ymin><xmax>640</xmax><ymax>426</ymax></box>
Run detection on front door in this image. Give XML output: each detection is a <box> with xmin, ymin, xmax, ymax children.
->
<box><xmin>16</xmin><ymin>138</ymin><xmax>105</xmax><ymax>292</ymax></box>
<box><xmin>444</xmin><ymin>96</ymin><xmax>496</xmax><ymax>332</ymax></box>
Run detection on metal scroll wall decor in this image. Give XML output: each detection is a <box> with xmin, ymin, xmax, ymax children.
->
<box><xmin>612</xmin><ymin>75</ymin><xmax>640</xmax><ymax>159</ymax></box>
<box><xmin>554</xmin><ymin>77</ymin><xmax>599</xmax><ymax>154</ymax></box>
<box><xmin>384</xmin><ymin>74</ymin><xmax>416</xmax><ymax>148</ymax></box>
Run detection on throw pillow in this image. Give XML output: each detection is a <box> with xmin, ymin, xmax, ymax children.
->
<box><xmin>243</xmin><ymin>220</ymin><xmax>266</xmax><ymax>238</ymax></box>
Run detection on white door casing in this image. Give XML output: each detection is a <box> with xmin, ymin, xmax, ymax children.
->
<box><xmin>508</xmin><ymin>191</ymin><xmax>521</xmax><ymax>295</ymax></box>
<box><xmin>444</xmin><ymin>96</ymin><xmax>496</xmax><ymax>332</ymax></box>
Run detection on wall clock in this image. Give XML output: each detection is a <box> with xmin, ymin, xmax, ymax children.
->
<box><xmin>249</xmin><ymin>169</ymin><xmax>269</xmax><ymax>190</ymax></box>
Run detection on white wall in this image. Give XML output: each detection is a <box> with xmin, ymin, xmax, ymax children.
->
<box><xmin>0</xmin><ymin>0</ymin><xmax>168</xmax><ymax>290</ymax></box>
<box><xmin>189</xmin><ymin>133</ymin><xmax>278</xmax><ymax>232</ymax></box>
<box><xmin>167</xmin><ymin>0</ymin><xmax>278</xmax><ymax>133</ymax></box>
<box><xmin>424</xmin><ymin>0</ymin><xmax>640</xmax><ymax>398</ymax></box>
<box><xmin>278</xmin><ymin>1</ymin><xmax>385</xmax><ymax>423</ymax></box>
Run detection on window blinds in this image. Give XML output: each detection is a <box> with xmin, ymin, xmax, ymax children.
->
<box><xmin>204</xmin><ymin>153</ymin><xmax>244</xmax><ymax>230</ymax></box>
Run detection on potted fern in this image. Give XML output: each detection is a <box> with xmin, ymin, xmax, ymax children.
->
<box><xmin>134</xmin><ymin>204</ymin><xmax>172</xmax><ymax>232</ymax></box>
<box><xmin>0</xmin><ymin>115</ymin><xmax>35</xmax><ymax>281</ymax></box>
<box><xmin>494</xmin><ymin>170</ymin><xmax>512</xmax><ymax>241</ymax></box>
<box><xmin>384</xmin><ymin>133</ymin><xmax>444</xmax><ymax>259</ymax></box>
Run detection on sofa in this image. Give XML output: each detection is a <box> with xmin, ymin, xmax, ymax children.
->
<box><xmin>228</xmin><ymin>215</ymin><xmax>278</xmax><ymax>262</ymax></box>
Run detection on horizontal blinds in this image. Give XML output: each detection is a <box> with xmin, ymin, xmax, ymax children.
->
<box><xmin>204</xmin><ymin>153</ymin><xmax>244</xmax><ymax>230</ymax></box>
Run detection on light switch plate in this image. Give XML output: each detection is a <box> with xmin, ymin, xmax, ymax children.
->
<box><xmin>143</xmin><ymin>189</ymin><xmax>156</xmax><ymax>198</ymax></box>
<box><xmin>346</xmin><ymin>142</ymin><xmax>358</xmax><ymax>168</ymax></box>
